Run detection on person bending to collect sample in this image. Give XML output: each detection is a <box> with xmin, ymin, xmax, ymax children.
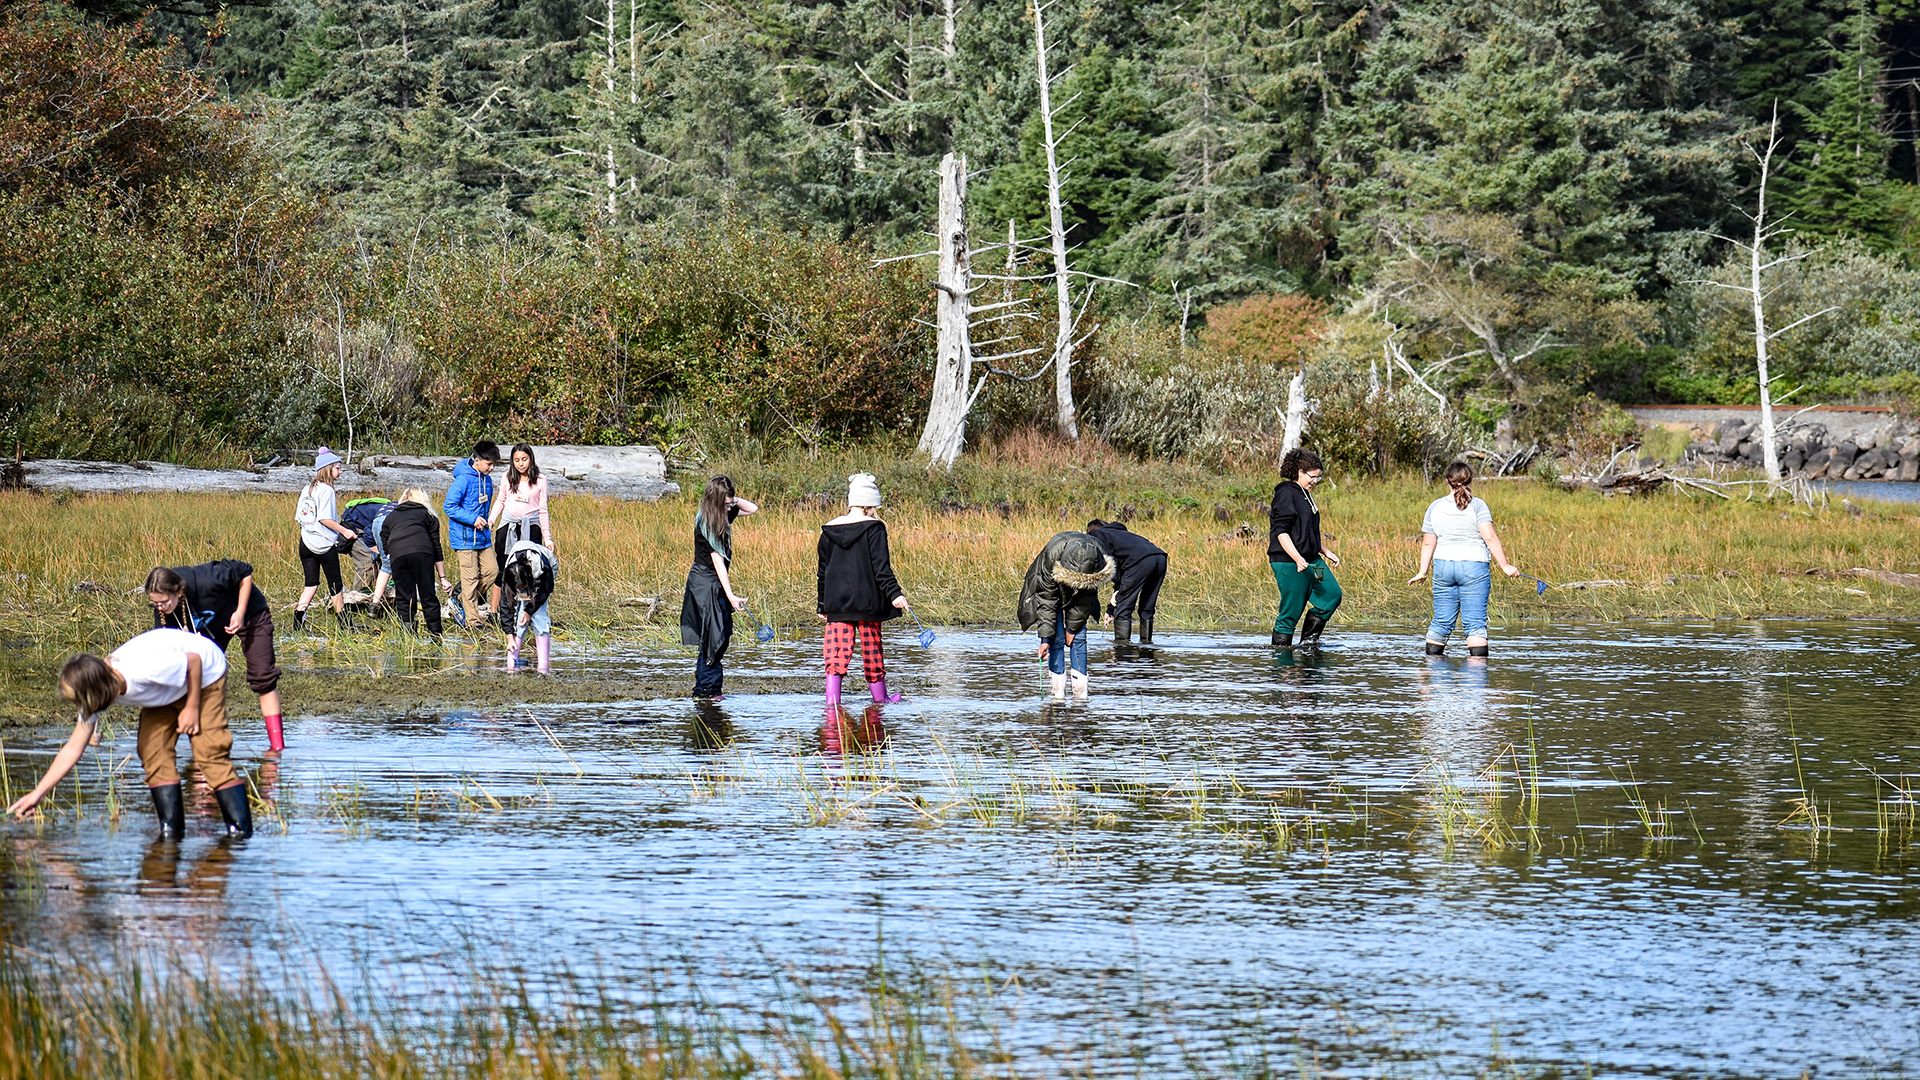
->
<box><xmin>1269</xmin><ymin>448</ymin><xmax>1343</xmax><ymax>650</ymax></box>
<box><xmin>1087</xmin><ymin>519</ymin><xmax>1168</xmax><ymax>644</ymax></box>
<box><xmin>501</xmin><ymin>537</ymin><xmax>558</xmax><ymax>673</ymax></box>
<box><xmin>7</xmin><ymin>628</ymin><xmax>251</xmax><ymax>838</ymax></box>
<box><xmin>382</xmin><ymin>487</ymin><xmax>450</xmax><ymax>636</ymax></box>
<box><xmin>816</xmin><ymin>473</ymin><xmax>910</xmax><ymax>705</ymax></box>
<box><xmin>1018</xmin><ymin>532</ymin><xmax>1116</xmax><ymax>699</ymax></box>
<box><xmin>147</xmin><ymin>560</ymin><xmax>286</xmax><ymax>752</ymax></box>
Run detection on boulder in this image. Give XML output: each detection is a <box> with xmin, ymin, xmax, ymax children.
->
<box><xmin>1781</xmin><ymin>447</ymin><xmax>1806</xmax><ymax>474</ymax></box>
<box><xmin>1830</xmin><ymin>442</ymin><xmax>1860</xmax><ymax>473</ymax></box>
<box><xmin>1802</xmin><ymin>446</ymin><xmax>1837</xmax><ymax>478</ymax></box>
<box><xmin>1858</xmin><ymin>429</ymin><xmax>1881</xmax><ymax>452</ymax></box>
<box><xmin>1900</xmin><ymin>457</ymin><xmax>1920</xmax><ymax>483</ymax></box>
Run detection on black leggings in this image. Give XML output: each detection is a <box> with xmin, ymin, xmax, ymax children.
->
<box><xmin>390</xmin><ymin>553</ymin><xmax>443</xmax><ymax>634</ymax></box>
<box><xmin>298</xmin><ymin>540</ymin><xmax>344</xmax><ymax>596</ymax></box>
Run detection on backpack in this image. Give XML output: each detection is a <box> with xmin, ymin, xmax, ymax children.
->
<box><xmin>294</xmin><ymin>487</ymin><xmax>320</xmax><ymax>525</ymax></box>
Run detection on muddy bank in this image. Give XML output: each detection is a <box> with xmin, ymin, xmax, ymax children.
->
<box><xmin>13</xmin><ymin>445</ymin><xmax>680</xmax><ymax>501</ymax></box>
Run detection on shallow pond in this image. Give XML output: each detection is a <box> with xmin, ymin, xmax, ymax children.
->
<box><xmin>3</xmin><ymin>623</ymin><xmax>1918</xmax><ymax>1077</ymax></box>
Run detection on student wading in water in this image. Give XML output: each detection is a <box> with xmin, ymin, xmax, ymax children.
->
<box><xmin>1269</xmin><ymin>447</ymin><xmax>1344</xmax><ymax>650</ymax></box>
<box><xmin>1086</xmin><ymin>519</ymin><xmax>1168</xmax><ymax>644</ymax></box>
<box><xmin>146</xmin><ymin>559</ymin><xmax>287</xmax><ymax>752</ymax></box>
<box><xmin>816</xmin><ymin>473</ymin><xmax>910</xmax><ymax>705</ymax></box>
<box><xmin>1408</xmin><ymin>461</ymin><xmax>1521</xmax><ymax>657</ymax></box>
<box><xmin>7</xmin><ymin>628</ymin><xmax>251</xmax><ymax>838</ymax></box>
<box><xmin>680</xmin><ymin>476</ymin><xmax>759</xmax><ymax>700</ymax></box>
<box><xmin>1018</xmin><ymin>532</ymin><xmax>1115</xmax><ymax>699</ymax></box>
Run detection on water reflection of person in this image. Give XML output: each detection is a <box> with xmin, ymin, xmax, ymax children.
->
<box><xmin>1414</xmin><ymin>654</ymin><xmax>1501</xmax><ymax>775</ymax></box>
<box><xmin>139</xmin><ymin>835</ymin><xmax>239</xmax><ymax>901</ymax></box>
<box><xmin>686</xmin><ymin>700</ymin><xmax>736</xmax><ymax>751</ymax></box>
<box><xmin>820</xmin><ymin>704</ymin><xmax>888</xmax><ymax>757</ymax></box>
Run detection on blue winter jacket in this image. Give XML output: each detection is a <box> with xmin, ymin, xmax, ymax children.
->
<box><xmin>443</xmin><ymin>458</ymin><xmax>494</xmax><ymax>551</ymax></box>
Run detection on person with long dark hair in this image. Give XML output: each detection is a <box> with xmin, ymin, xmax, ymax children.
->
<box><xmin>1408</xmin><ymin>461</ymin><xmax>1521</xmax><ymax>657</ymax></box>
<box><xmin>1268</xmin><ymin>447</ymin><xmax>1343</xmax><ymax>650</ymax></box>
<box><xmin>679</xmin><ymin>475</ymin><xmax>759</xmax><ymax>699</ymax></box>
<box><xmin>145</xmin><ymin>560</ymin><xmax>285</xmax><ymax>752</ymax></box>
<box><xmin>488</xmin><ymin>443</ymin><xmax>551</xmax><ymax>631</ymax></box>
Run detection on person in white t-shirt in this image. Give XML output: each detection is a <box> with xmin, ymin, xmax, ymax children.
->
<box><xmin>1408</xmin><ymin>461</ymin><xmax>1521</xmax><ymax>657</ymax></box>
<box><xmin>5</xmin><ymin>628</ymin><xmax>251</xmax><ymax>838</ymax></box>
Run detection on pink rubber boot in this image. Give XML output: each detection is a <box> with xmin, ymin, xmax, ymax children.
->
<box><xmin>869</xmin><ymin>679</ymin><xmax>903</xmax><ymax>704</ymax></box>
<box><xmin>508</xmin><ymin>634</ymin><xmax>523</xmax><ymax>669</ymax></box>
<box><xmin>826</xmin><ymin>673</ymin><xmax>843</xmax><ymax>705</ymax></box>
<box><xmin>536</xmin><ymin>635</ymin><xmax>551</xmax><ymax>675</ymax></box>
<box><xmin>263</xmin><ymin>713</ymin><xmax>286</xmax><ymax>753</ymax></box>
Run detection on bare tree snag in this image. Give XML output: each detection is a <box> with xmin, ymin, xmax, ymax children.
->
<box><xmin>1032</xmin><ymin>0</ymin><xmax>1079</xmax><ymax>441</ymax></box>
<box><xmin>918</xmin><ymin>153</ymin><xmax>974</xmax><ymax>465</ymax></box>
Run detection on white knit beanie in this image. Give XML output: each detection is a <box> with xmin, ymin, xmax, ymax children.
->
<box><xmin>847</xmin><ymin>472</ymin><xmax>882</xmax><ymax>508</ymax></box>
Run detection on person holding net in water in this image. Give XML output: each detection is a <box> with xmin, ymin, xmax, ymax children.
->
<box><xmin>815</xmin><ymin>473</ymin><xmax>911</xmax><ymax>705</ymax></box>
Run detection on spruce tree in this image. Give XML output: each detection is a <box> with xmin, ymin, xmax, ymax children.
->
<box><xmin>1780</xmin><ymin>11</ymin><xmax>1898</xmax><ymax>249</ymax></box>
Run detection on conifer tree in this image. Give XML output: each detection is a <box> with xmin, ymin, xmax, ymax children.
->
<box><xmin>1780</xmin><ymin>9</ymin><xmax>1898</xmax><ymax>249</ymax></box>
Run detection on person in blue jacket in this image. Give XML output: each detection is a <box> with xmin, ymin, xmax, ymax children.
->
<box><xmin>442</xmin><ymin>441</ymin><xmax>500</xmax><ymax>629</ymax></box>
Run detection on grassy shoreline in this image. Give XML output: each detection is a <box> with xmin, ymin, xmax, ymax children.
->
<box><xmin>2</xmin><ymin>446</ymin><xmax>1915</xmax><ymax>723</ymax></box>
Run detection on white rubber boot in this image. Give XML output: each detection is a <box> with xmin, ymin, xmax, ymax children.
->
<box><xmin>1048</xmin><ymin>673</ymin><xmax>1067</xmax><ymax>699</ymax></box>
<box><xmin>1068</xmin><ymin>671</ymin><xmax>1089</xmax><ymax>699</ymax></box>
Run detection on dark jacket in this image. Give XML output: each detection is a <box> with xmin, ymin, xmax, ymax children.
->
<box><xmin>153</xmin><ymin>559</ymin><xmax>268</xmax><ymax>647</ymax></box>
<box><xmin>339</xmin><ymin>497</ymin><xmax>391</xmax><ymax>535</ymax></box>
<box><xmin>1268</xmin><ymin>481</ymin><xmax>1322</xmax><ymax>562</ymax></box>
<box><xmin>381</xmin><ymin>501</ymin><xmax>443</xmax><ymax>561</ymax></box>
<box><xmin>502</xmin><ymin>541</ymin><xmax>556</xmax><ymax>614</ymax></box>
<box><xmin>817</xmin><ymin>519</ymin><xmax>904</xmax><ymax>622</ymax></box>
<box><xmin>1089</xmin><ymin>522</ymin><xmax>1166</xmax><ymax>592</ymax></box>
<box><xmin>1017</xmin><ymin>532</ymin><xmax>1116</xmax><ymax>638</ymax></box>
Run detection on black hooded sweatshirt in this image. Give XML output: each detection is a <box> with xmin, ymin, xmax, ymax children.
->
<box><xmin>817</xmin><ymin>519</ymin><xmax>904</xmax><ymax>622</ymax></box>
<box><xmin>1268</xmin><ymin>481</ymin><xmax>1322</xmax><ymax>562</ymax></box>
<box><xmin>153</xmin><ymin>559</ymin><xmax>269</xmax><ymax>647</ymax></box>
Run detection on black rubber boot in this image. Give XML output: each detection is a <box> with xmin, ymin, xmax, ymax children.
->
<box><xmin>292</xmin><ymin>608</ymin><xmax>308</xmax><ymax>632</ymax></box>
<box><xmin>1270</xmin><ymin>631</ymin><xmax>1293</xmax><ymax>649</ymax></box>
<box><xmin>149</xmin><ymin>783</ymin><xmax>186</xmax><ymax>839</ymax></box>
<box><xmin>1139</xmin><ymin>615</ymin><xmax>1154</xmax><ymax>644</ymax></box>
<box><xmin>1468</xmin><ymin>645</ymin><xmax>1489</xmax><ymax>657</ymax></box>
<box><xmin>1425</xmin><ymin>641</ymin><xmax>1446</xmax><ymax>656</ymax></box>
<box><xmin>1113</xmin><ymin>617</ymin><xmax>1132</xmax><ymax>644</ymax></box>
<box><xmin>1297</xmin><ymin>611</ymin><xmax>1329</xmax><ymax>648</ymax></box>
<box><xmin>334</xmin><ymin>607</ymin><xmax>357</xmax><ymax>632</ymax></box>
<box><xmin>213</xmin><ymin>782</ymin><xmax>253</xmax><ymax>838</ymax></box>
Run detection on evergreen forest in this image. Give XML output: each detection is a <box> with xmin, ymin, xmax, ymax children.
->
<box><xmin>7</xmin><ymin>0</ymin><xmax>1920</xmax><ymax>467</ymax></box>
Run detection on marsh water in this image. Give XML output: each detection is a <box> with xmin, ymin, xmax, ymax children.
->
<box><xmin>3</xmin><ymin>623</ymin><xmax>1918</xmax><ymax>1077</ymax></box>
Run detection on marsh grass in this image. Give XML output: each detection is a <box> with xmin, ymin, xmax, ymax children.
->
<box><xmin>4</xmin><ymin>453</ymin><xmax>1919</xmax><ymax>696</ymax></box>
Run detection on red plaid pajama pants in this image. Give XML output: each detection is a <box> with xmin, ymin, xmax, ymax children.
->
<box><xmin>823</xmin><ymin>620</ymin><xmax>885</xmax><ymax>681</ymax></box>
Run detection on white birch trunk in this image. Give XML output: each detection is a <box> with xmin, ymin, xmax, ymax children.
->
<box><xmin>604</xmin><ymin>0</ymin><xmax>619</xmax><ymax>221</ymax></box>
<box><xmin>1281</xmin><ymin>368</ymin><xmax>1306</xmax><ymax>455</ymax></box>
<box><xmin>917</xmin><ymin>153</ymin><xmax>973</xmax><ymax>465</ymax></box>
<box><xmin>1751</xmin><ymin>112</ymin><xmax>1782</xmax><ymax>482</ymax></box>
<box><xmin>1032</xmin><ymin>2</ymin><xmax>1079</xmax><ymax>440</ymax></box>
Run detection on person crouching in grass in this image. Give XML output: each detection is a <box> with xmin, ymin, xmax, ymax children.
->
<box><xmin>146</xmin><ymin>561</ymin><xmax>286</xmax><ymax>753</ymax></box>
<box><xmin>7</xmin><ymin>628</ymin><xmax>251</xmax><ymax>838</ymax></box>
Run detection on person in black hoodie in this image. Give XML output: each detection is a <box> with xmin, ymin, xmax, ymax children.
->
<box><xmin>1017</xmin><ymin>532</ymin><xmax>1115</xmax><ymax>698</ymax></box>
<box><xmin>1086</xmin><ymin>519</ymin><xmax>1169</xmax><ymax>644</ymax></box>
<box><xmin>380</xmin><ymin>487</ymin><xmax>451</xmax><ymax>635</ymax></box>
<box><xmin>1268</xmin><ymin>447</ymin><xmax>1343</xmax><ymax>649</ymax></box>
<box><xmin>146</xmin><ymin>559</ymin><xmax>286</xmax><ymax>752</ymax></box>
<box><xmin>816</xmin><ymin>473</ymin><xmax>910</xmax><ymax>705</ymax></box>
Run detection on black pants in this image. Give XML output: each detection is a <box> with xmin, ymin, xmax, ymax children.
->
<box><xmin>1111</xmin><ymin>553</ymin><xmax>1168</xmax><ymax>621</ymax></box>
<box><xmin>299</xmin><ymin>540</ymin><xmax>344</xmax><ymax>595</ymax></box>
<box><xmin>391</xmin><ymin>553</ymin><xmax>442</xmax><ymax>634</ymax></box>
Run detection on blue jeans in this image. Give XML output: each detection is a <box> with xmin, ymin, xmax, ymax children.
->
<box><xmin>1045</xmin><ymin>610</ymin><xmax>1089</xmax><ymax>676</ymax></box>
<box><xmin>1428</xmin><ymin>559</ymin><xmax>1491</xmax><ymax>642</ymax></box>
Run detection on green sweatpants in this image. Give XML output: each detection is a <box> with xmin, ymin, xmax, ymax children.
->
<box><xmin>1271</xmin><ymin>558</ymin><xmax>1342</xmax><ymax>635</ymax></box>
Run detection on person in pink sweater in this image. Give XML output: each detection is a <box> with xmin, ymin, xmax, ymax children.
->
<box><xmin>488</xmin><ymin>444</ymin><xmax>552</xmax><ymax>631</ymax></box>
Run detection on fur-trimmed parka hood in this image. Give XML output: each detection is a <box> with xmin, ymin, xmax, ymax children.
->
<box><xmin>1017</xmin><ymin>532</ymin><xmax>1115</xmax><ymax>635</ymax></box>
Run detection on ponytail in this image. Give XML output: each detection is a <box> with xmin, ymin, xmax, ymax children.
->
<box><xmin>1444</xmin><ymin>460</ymin><xmax>1474</xmax><ymax>510</ymax></box>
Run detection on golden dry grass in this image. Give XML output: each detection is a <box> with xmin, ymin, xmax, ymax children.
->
<box><xmin>0</xmin><ymin>467</ymin><xmax>1915</xmax><ymax>660</ymax></box>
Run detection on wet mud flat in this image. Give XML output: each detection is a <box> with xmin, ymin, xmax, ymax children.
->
<box><xmin>2</xmin><ymin>623</ymin><xmax>1918</xmax><ymax>1078</ymax></box>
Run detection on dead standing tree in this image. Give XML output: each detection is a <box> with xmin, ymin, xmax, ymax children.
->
<box><xmin>909</xmin><ymin>155</ymin><xmax>1052</xmax><ymax>465</ymax></box>
<box><xmin>1691</xmin><ymin>104</ymin><xmax>1837</xmax><ymax>483</ymax></box>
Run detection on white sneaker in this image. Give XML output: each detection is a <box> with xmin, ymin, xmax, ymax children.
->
<box><xmin>1068</xmin><ymin>671</ymin><xmax>1089</xmax><ymax>699</ymax></box>
<box><xmin>1048</xmin><ymin>673</ymin><xmax>1067</xmax><ymax>699</ymax></box>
